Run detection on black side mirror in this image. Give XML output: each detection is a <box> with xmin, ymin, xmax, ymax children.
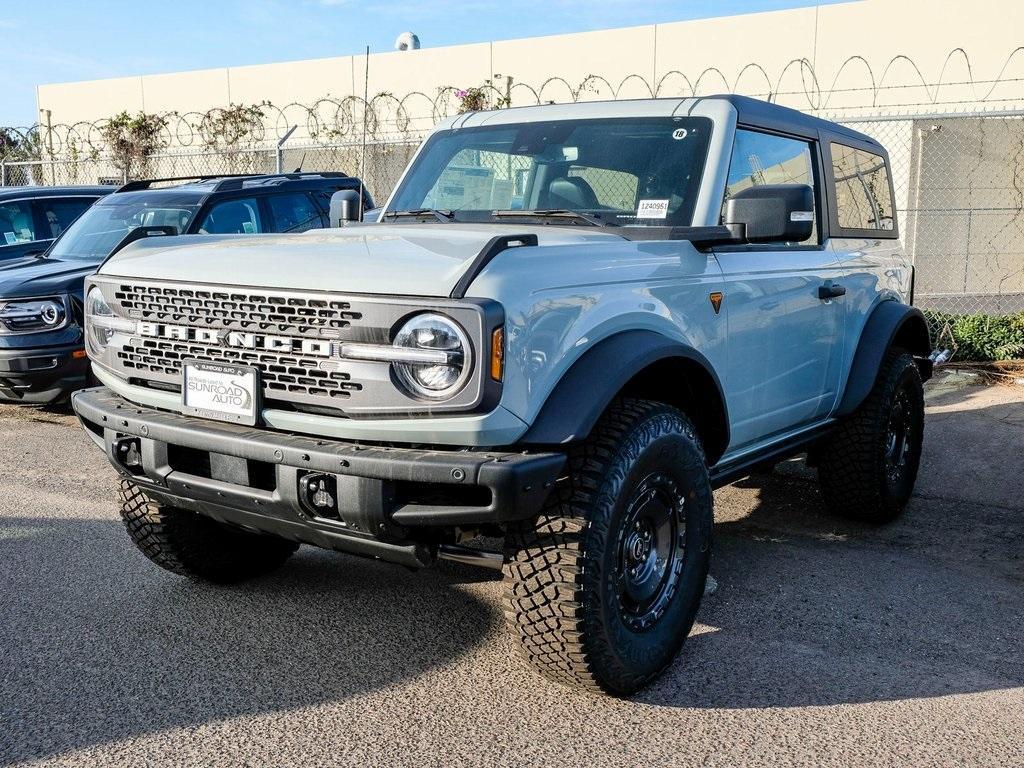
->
<box><xmin>722</xmin><ymin>183</ymin><xmax>814</xmax><ymax>243</ymax></box>
<box><xmin>329</xmin><ymin>190</ymin><xmax>362</xmax><ymax>227</ymax></box>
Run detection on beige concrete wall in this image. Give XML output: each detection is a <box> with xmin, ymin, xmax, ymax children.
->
<box><xmin>35</xmin><ymin>0</ymin><xmax>1024</xmax><ymax>136</ymax></box>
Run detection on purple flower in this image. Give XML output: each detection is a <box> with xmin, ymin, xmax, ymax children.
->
<box><xmin>455</xmin><ymin>89</ymin><xmax>468</xmax><ymax>98</ymax></box>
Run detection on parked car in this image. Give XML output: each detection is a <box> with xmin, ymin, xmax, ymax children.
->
<box><xmin>73</xmin><ymin>96</ymin><xmax>931</xmax><ymax>694</ymax></box>
<box><xmin>0</xmin><ymin>185</ymin><xmax>113</xmax><ymax>261</ymax></box>
<box><xmin>0</xmin><ymin>172</ymin><xmax>371</xmax><ymax>404</ymax></box>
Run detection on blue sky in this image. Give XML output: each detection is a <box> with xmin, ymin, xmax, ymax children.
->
<box><xmin>1</xmin><ymin>0</ymin><xmax>849</xmax><ymax>126</ymax></box>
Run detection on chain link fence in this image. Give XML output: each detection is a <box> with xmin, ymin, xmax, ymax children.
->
<box><xmin>842</xmin><ymin>111</ymin><xmax>1024</xmax><ymax>320</ymax></box>
<box><xmin>0</xmin><ymin>140</ymin><xmax>420</xmax><ymax>207</ymax></box>
<box><xmin>3</xmin><ymin>110</ymin><xmax>1024</xmax><ymax>337</ymax></box>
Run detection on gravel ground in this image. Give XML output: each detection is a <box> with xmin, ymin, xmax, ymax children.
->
<box><xmin>1</xmin><ymin>378</ymin><xmax>1022</xmax><ymax>767</ymax></box>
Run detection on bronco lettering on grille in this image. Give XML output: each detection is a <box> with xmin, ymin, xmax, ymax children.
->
<box><xmin>137</xmin><ymin>322</ymin><xmax>334</xmax><ymax>358</ymax></box>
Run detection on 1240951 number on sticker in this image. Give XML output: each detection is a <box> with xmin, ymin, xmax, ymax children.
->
<box><xmin>637</xmin><ymin>199</ymin><xmax>669</xmax><ymax>219</ymax></box>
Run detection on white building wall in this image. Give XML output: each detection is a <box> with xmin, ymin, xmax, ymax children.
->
<box><xmin>35</xmin><ymin>0</ymin><xmax>1024</xmax><ymax>132</ymax></box>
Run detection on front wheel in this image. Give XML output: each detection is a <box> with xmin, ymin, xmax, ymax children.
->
<box><xmin>119</xmin><ymin>480</ymin><xmax>299</xmax><ymax>583</ymax></box>
<box><xmin>503</xmin><ymin>399</ymin><xmax>713</xmax><ymax>695</ymax></box>
<box><xmin>818</xmin><ymin>349</ymin><xmax>925</xmax><ymax>523</ymax></box>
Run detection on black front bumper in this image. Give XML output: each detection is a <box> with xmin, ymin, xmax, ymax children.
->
<box><xmin>0</xmin><ymin>343</ymin><xmax>88</xmax><ymax>404</ymax></box>
<box><xmin>72</xmin><ymin>387</ymin><xmax>565</xmax><ymax>567</ymax></box>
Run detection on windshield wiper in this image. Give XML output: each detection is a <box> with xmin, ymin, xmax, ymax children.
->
<box><xmin>382</xmin><ymin>208</ymin><xmax>456</xmax><ymax>223</ymax></box>
<box><xmin>490</xmin><ymin>209</ymin><xmax>612</xmax><ymax>227</ymax></box>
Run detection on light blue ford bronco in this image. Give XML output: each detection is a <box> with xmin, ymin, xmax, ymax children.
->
<box><xmin>73</xmin><ymin>95</ymin><xmax>931</xmax><ymax>695</ymax></box>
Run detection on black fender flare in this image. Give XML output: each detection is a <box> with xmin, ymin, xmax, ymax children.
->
<box><xmin>835</xmin><ymin>300</ymin><xmax>933</xmax><ymax>417</ymax></box>
<box><xmin>519</xmin><ymin>330</ymin><xmax>730</xmax><ymax>461</ymax></box>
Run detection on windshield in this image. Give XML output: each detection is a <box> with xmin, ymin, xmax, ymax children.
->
<box><xmin>388</xmin><ymin>116</ymin><xmax>711</xmax><ymax>227</ymax></box>
<box><xmin>49</xmin><ymin>199</ymin><xmax>198</xmax><ymax>260</ymax></box>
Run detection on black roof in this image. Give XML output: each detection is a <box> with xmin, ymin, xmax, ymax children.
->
<box><xmin>711</xmin><ymin>94</ymin><xmax>882</xmax><ymax>149</ymax></box>
<box><xmin>116</xmin><ymin>172</ymin><xmax>358</xmax><ymax>194</ymax></box>
<box><xmin>0</xmin><ymin>185</ymin><xmax>114</xmax><ymax>202</ymax></box>
<box><xmin>104</xmin><ymin>172</ymin><xmax>369</xmax><ymax>206</ymax></box>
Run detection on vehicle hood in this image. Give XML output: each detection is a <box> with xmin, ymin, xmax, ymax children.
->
<box><xmin>0</xmin><ymin>255</ymin><xmax>100</xmax><ymax>299</ymax></box>
<box><xmin>99</xmin><ymin>224</ymin><xmax>625</xmax><ymax>297</ymax></box>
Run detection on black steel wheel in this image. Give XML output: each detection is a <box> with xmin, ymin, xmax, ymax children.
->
<box><xmin>615</xmin><ymin>472</ymin><xmax>687</xmax><ymax>632</ymax></box>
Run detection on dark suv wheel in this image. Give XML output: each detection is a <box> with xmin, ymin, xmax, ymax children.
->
<box><xmin>503</xmin><ymin>399</ymin><xmax>713</xmax><ymax>695</ymax></box>
<box><xmin>818</xmin><ymin>349</ymin><xmax>925</xmax><ymax>523</ymax></box>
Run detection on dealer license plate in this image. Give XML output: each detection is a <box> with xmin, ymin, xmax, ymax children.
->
<box><xmin>181</xmin><ymin>360</ymin><xmax>260</xmax><ymax>425</ymax></box>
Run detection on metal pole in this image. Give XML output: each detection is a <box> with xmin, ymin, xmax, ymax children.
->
<box><xmin>1</xmin><ymin>160</ymin><xmax>5</xmax><ymax>187</ymax></box>
<box><xmin>359</xmin><ymin>45</ymin><xmax>370</xmax><ymax>215</ymax></box>
<box><xmin>276</xmin><ymin>125</ymin><xmax>297</xmax><ymax>174</ymax></box>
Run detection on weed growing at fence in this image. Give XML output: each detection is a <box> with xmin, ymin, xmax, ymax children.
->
<box><xmin>925</xmin><ymin>310</ymin><xmax>1024</xmax><ymax>361</ymax></box>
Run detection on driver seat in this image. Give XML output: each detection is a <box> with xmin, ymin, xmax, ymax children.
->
<box><xmin>544</xmin><ymin>176</ymin><xmax>600</xmax><ymax>210</ymax></box>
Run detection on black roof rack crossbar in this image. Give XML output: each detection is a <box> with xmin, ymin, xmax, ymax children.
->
<box><xmin>117</xmin><ymin>171</ymin><xmax>352</xmax><ymax>194</ymax></box>
<box><xmin>116</xmin><ymin>174</ymin><xmax>259</xmax><ymax>193</ymax></box>
<box><xmin>210</xmin><ymin>171</ymin><xmax>352</xmax><ymax>192</ymax></box>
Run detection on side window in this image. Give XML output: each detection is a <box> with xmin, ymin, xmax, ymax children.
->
<box><xmin>723</xmin><ymin>129</ymin><xmax>818</xmax><ymax>243</ymax></box>
<box><xmin>0</xmin><ymin>200</ymin><xmax>36</xmax><ymax>244</ymax></box>
<box><xmin>198</xmin><ymin>197</ymin><xmax>263</xmax><ymax>234</ymax></box>
<box><xmin>831</xmin><ymin>143</ymin><xmax>894</xmax><ymax>231</ymax></box>
<box><xmin>35</xmin><ymin>197</ymin><xmax>95</xmax><ymax>239</ymax></box>
<box><xmin>267</xmin><ymin>193</ymin><xmax>322</xmax><ymax>233</ymax></box>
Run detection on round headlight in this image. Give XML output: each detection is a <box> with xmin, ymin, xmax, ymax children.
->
<box><xmin>85</xmin><ymin>286</ymin><xmax>114</xmax><ymax>356</ymax></box>
<box><xmin>39</xmin><ymin>301</ymin><xmax>64</xmax><ymax>327</ymax></box>
<box><xmin>392</xmin><ymin>313</ymin><xmax>471</xmax><ymax>400</ymax></box>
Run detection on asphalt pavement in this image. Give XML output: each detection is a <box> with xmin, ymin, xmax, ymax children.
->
<box><xmin>1</xmin><ymin>376</ymin><xmax>1022</xmax><ymax>767</ymax></box>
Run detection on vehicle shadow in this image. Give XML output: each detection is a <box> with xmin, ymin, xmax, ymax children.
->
<box><xmin>0</xmin><ymin>517</ymin><xmax>499</xmax><ymax>765</ymax></box>
<box><xmin>639</xmin><ymin>413</ymin><xmax>1024</xmax><ymax>709</ymax></box>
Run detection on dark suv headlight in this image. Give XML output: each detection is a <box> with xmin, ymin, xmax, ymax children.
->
<box><xmin>0</xmin><ymin>296</ymin><xmax>69</xmax><ymax>334</ymax></box>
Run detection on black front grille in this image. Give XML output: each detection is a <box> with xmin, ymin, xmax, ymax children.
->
<box><xmin>117</xmin><ymin>337</ymin><xmax>359</xmax><ymax>401</ymax></box>
<box><xmin>113</xmin><ymin>283</ymin><xmax>363</xmax><ymax>335</ymax></box>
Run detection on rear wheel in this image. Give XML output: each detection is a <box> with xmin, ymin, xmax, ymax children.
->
<box><xmin>503</xmin><ymin>399</ymin><xmax>713</xmax><ymax>695</ymax></box>
<box><xmin>818</xmin><ymin>349</ymin><xmax>924</xmax><ymax>523</ymax></box>
<box><xmin>118</xmin><ymin>480</ymin><xmax>299</xmax><ymax>583</ymax></box>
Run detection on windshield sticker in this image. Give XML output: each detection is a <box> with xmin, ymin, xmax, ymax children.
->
<box><xmin>637</xmin><ymin>199</ymin><xmax>670</xmax><ymax>219</ymax></box>
<box><xmin>241</xmin><ymin>221</ymin><xmax>256</xmax><ymax>234</ymax></box>
<box><xmin>3</xmin><ymin>232</ymin><xmax>16</xmax><ymax>245</ymax></box>
<box><xmin>672</xmin><ymin>128</ymin><xmax>689</xmax><ymax>140</ymax></box>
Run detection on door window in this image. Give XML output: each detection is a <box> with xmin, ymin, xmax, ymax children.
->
<box><xmin>830</xmin><ymin>144</ymin><xmax>894</xmax><ymax>231</ymax></box>
<box><xmin>267</xmin><ymin>193</ymin><xmax>322</xmax><ymax>233</ymax></box>
<box><xmin>35</xmin><ymin>197</ymin><xmax>96</xmax><ymax>238</ymax></box>
<box><xmin>198</xmin><ymin>198</ymin><xmax>263</xmax><ymax>234</ymax></box>
<box><xmin>0</xmin><ymin>200</ymin><xmax>36</xmax><ymax>244</ymax></box>
<box><xmin>724</xmin><ymin>129</ymin><xmax>818</xmax><ymax>243</ymax></box>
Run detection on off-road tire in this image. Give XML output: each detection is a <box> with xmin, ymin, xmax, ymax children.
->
<box><xmin>118</xmin><ymin>480</ymin><xmax>299</xmax><ymax>582</ymax></box>
<box><xmin>503</xmin><ymin>399</ymin><xmax>713</xmax><ymax>695</ymax></box>
<box><xmin>818</xmin><ymin>349</ymin><xmax>924</xmax><ymax>523</ymax></box>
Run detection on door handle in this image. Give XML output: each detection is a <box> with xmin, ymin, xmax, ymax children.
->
<box><xmin>818</xmin><ymin>283</ymin><xmax>846</xmax><ymax>300</ymax></box>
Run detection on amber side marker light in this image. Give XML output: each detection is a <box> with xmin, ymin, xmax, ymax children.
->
<box><xmin>72</xmin><ymin>349</ymin><xmax>88</xmax><ymax>359</ymax></box>
<box><xmin>490</xmin><ymin>327</ymin><xmax>504</xmax><ymax>381</ymax></box>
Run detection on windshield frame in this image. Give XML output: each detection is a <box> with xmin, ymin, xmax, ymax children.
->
<box><xmin>47</xmin><ymin>195</ymin><xmax>201</xmax><ymax>261</ymax></box>
<box><xmin>385</xmin><ymin>116</ymin><xmax>713</xmax><ymax>228</ymax></box>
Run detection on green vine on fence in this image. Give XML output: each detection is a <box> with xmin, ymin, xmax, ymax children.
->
<box><xmin>198</xmin><ymin>102</ymin><xmax>269</xmax><ymax>152</ymax></box>
<box><xmin>99</xmin><ymin>111</ymin><xmax>171</xmax><ymax>179</ymax></box>
<box><xmin>0</xmin><ymin>128</ymin><xmax>42</xmax><ymax>162</ymax></box>
<box><xmin>455</xmin><ymin>81</ymin><xmax>512</xmax><ymax>114</ymax></box>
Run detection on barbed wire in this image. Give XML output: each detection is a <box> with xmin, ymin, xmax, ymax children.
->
<box><xmin>2</xmin><ymin>48</ymin><xmax>1024</xmax><ymax>162</ymax></box>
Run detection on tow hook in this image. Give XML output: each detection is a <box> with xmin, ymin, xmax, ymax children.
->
<box><xmin>112</xmin><ymin>436</ymin><xmax>143</xmax><ymax>474</ymax></box>
<box><xmin>298</xmin><ymin>472</ymin><xmax>338</xmax><ymax>519</ymax></box>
